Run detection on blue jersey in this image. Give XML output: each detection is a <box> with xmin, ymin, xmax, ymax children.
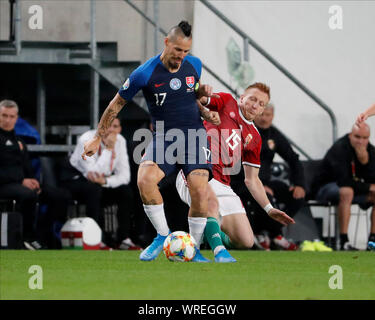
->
<box><xmin>118</xmin><ymin>54</ymin><xmax>204</xmax><ymax>131</ymax></box>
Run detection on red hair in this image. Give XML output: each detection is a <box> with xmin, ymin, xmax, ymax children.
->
<box><xmin>245</xmin><ymin>82</ymin><xmax>270</xmax><ymax>99</ymax></box>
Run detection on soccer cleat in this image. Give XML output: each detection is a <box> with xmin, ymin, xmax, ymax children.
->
<box><xmin>341</xmin><ymin>241</ymin><xmax>358</xmax><ymax>251</ymax></box>
<box><xmin>254</xmin><ymin>234</ymin><xmax>271</xmax><ymax>251</ymax></box>
<box><xmin>272</xmin><ymin>235</ymin><xmax>298</xmax><ymax>251</ymax></box>
<box><xmin>139</xmin><ymin>233</ymin><xmax>169</xmax><ymax>261</ymax></box>
<box><xmin>313</xmin><ymin>240</ymin><xmax>332</xmax><ymax>252</ymax></box>
<box><xmin>100</xmin><ymin>242</ymin><xmax>113</xmax><ymax>251</ymax></box>
<box><xmin>214</xmin><ymin>249</ymin><xmax>237</xmax><ymax>263</ymax></box>
<box><xmin>118</xmin><ymin>238</ymin><xmax>142</xmax><ymax>250</ymax></box>
<box><xmin>191</xmin><ymin>249</ymin><xmax>211</xmax><ymax>263</ymax></box>
<box><xmin>24</xmin><ymin>240</ymin><xmax>43</xmax><ymax>250</ymax></box>
<box><xmin>300</xmin><ymin>240</ymin><xmax>315</xmax><ymax>252</ymax></box>
<box><xmin>367</xmin><ymin>241</ymin><xmax>375</xmax><ymax>251</ymax></box>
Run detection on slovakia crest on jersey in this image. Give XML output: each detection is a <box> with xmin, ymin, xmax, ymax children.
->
<box><xmin>185</xmin><ymin>76</ymin><xmax>195</xmax><ymax>88</ymax></box>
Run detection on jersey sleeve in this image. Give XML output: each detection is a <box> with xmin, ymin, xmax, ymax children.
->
<box><xmin>118</xmin><ymin>67</ymin><xmax>146</xmax><ymax>102</ymax></box>
<box><xmin>242</xmin><ymin>135</ymin><xmax>262</xmax><ymax>168</ymax></box>
<box><xmin>186</xmin><ymin>55</ymin><xmax>202</xmax><ymax>79</ymax></box>
<box><xmin>206</xmin><ymin>92</ymin><xmax>231</xmax><ymax>111</ymax></box>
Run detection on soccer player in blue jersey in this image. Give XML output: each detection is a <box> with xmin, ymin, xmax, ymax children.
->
<box><xmin>82</xmin><ymin>21</ymin><xmax>224</xmax><ymax>262</ymax></box>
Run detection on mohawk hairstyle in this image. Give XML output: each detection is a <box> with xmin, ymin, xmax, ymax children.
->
<box><xmin>178</xmin><ymin>20</ymin><xmax>192</xmax><ymax>37</ymax></box>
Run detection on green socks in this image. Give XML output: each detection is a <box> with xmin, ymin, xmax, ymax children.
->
<box><xmin>219</xmin><ymin>228</ymin><xmax>235</xmax><ymax>250</ymax></box>
<box><xmin>204</xmin><ymin>217</ymin><xmax>234</xmax><ymax>254</ymax></box>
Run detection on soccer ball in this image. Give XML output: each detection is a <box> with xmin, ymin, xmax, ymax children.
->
<box><xmin>163</xmin><ymin>231</ymin><xmax>197</xmax><ymax>262</ymax></box>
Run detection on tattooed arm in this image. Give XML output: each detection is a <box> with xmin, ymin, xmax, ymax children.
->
<box><xmin>81</xmin><ymin>93</ymin><xmax>126</xmax><ymax>159</ymax></box>
<box><xmin>197</xmin><ymin>99</ymin><xmax>221</xmax><ymax>125</ymax></box>
<box><xmin>96</xmin><ymin>93</ymin><xmax>126</xmax><ymax>139</ymax></box>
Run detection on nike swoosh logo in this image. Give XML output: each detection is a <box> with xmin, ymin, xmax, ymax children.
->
<box><xmin>155</xmin><ymin>83</ymin><xmax>165</xmax><ymax>88</ymax></box>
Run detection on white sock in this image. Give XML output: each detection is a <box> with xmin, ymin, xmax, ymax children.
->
<box><xmin>143</xmin><ymin>204</ymin><xmax>169</xmax><ymax>236</ymax></box>
<box><xmin>214</xmin><ymin>246</ymin><xmax>226</xmax><ymax>256</ymax></box>
<box><xmin>188</xmin><ymin>217</ymin><xmax>207</xmax><ymax>249</ymax></box>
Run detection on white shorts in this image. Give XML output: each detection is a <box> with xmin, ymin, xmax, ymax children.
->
<box><xmin>175</xmin><ymin>170</ymin><xmax>246</xmax><ymax>217</ymax></box>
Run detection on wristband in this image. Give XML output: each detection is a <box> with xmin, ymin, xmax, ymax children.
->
<box><xmin>201</xmin><ymin>97</ymin><xmax>211</xmax><ymax>108</ymax></box>
<box><xmin>263</xmin><ymin>203</ymin><xmax>273</xmax><ymax>214</ymax></box>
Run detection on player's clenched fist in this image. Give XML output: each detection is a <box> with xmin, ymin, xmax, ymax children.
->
<box><xmin>81</xmin><ymin>135</ymin><xmax>101</xmax><ymax>160</ymax></box>
<box><xmin>207</xmin><ymin>111</ymin><xmax>221</xmax><ymax>125</ymax></box>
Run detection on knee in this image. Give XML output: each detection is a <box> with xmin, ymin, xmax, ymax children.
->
<box><xmin>240</xmin><ymin>237</ymin><xmax>254</xmax><ymax>249</ymax></box>
<box><xmin>189</xmin><ymin>185</ymin><xmax>208</xmax><ymax>207</ymax></box>
<box><xmin>137</xmin><ymin>174</ymin><xmax>158</xmax><ymax>193</ymax></box>
<box><xmin>228</xmin><ymin>232</ymin><xmax>254</xmax><ymax>249</ymax></box>
<box><xmin>339</xmin><ymin>187</ymin><xmax>354</xmax><ymax>204</ymax></box>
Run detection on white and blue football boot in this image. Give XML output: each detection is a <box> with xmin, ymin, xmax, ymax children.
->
<box><xmin>191</xmin><ymin>249</ymin><xmax>211</xmax><ymax>263</ymax></box>
<box><xmin>214</xmin><ymin>249</ymin><xmax>237</xmax><ymax>263</ymax></box>
<box><xmin>139</xmin><ymin>233</ymin><xmax>169</xmax><ymax>261</ymax></box>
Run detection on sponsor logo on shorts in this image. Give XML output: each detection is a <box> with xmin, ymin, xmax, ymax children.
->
<box><xmin>202</xmin><ymin>146</ymin><xmax>211</xmax><ymax>163</ymax></box>
<box><xmin>170</xmin><ymin>78</ymin><xmax>181</xmax><ymax>90</ymax></box>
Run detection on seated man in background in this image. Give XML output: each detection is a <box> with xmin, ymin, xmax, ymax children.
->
<box><xmin>313</xmin><ymin>122</ymin><xmax>375</xmax><ymax>251</ymax></box>
<box><xmin>0</xmin><ymin>99</ymin><xmax>71</xmax><ymax>249</ymax></box>
<box><xmin>63</xmin><ymin>117</ymin><xmax>140</xmax><ymax>250</ymax></box>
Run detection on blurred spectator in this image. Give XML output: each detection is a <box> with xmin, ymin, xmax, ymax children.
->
<box><xmin>15</xmin><ymin>116</ymin><xmax>42</xmax><ymax>180</ymax></box>
<box><xmin>0</xmin><ymin>99</ymin><xmax>71</xmax><ymax>249</ymax></box>
<box><xmin>62</xmin><ymin>118</ymin><xmax>141</xmax><ymax>250</ymax></box>
<box><xmin>313</xmin><ymin>123</ymin><xmax>375</xmax><ymax>250</ymax></box>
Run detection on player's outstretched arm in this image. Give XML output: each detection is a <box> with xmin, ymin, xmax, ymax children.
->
<box><xmin>82</xmin><ymin>93</ymin><xmax>126</xmax><ymax>160</ymax></box>
<box><xmin>356</xmin><ymin>103</ymin><xmax>375</xmax><ymax>126</ymax></box>
<box><xmin>243</xmin><ymin>165</ymin><xmax>295</xmax><ymax>226</ymax></box>
<box><xmin>195</xmin><ymin>82</ymin><xmax>221</xmax><ymax>100</ymax></box>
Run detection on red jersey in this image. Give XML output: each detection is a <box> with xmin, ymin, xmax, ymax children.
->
<box><xmin>204</xmin><ymin>92</ymin><xmax>262</xmax><ymax>186</ymax></box>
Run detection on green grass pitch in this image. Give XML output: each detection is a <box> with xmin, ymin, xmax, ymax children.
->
<box><xmin>1</xmin><ymin>250</ymin><xmax>374</xmax><ymax>300</ymax></box>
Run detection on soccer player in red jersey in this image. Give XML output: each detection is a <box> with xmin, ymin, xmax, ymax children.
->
<box><xmin>176</xmin><ymin>83</ymin><xmax>295</xmax><ymax>262</ymax></box>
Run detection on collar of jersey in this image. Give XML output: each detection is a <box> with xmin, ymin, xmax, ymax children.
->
<box><xmin>238</xmin><ymin>104</ymin><xmax>254</xmax><ymax>126</ymax></box>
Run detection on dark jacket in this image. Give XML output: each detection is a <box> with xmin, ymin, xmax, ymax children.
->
<box><xmin>257</xmin><ymin>126</ymin><xmax>305</xmax><ymax>188</ymax></box>
<box><xmin>0</xmin><ymin>128</ymin><xmax>34</xmax><ymax>184</ymax></box>
<box><xmin>312</xmin><ymin>134</ymin><xmax>375</xmax><ymax>195</ymax></box>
